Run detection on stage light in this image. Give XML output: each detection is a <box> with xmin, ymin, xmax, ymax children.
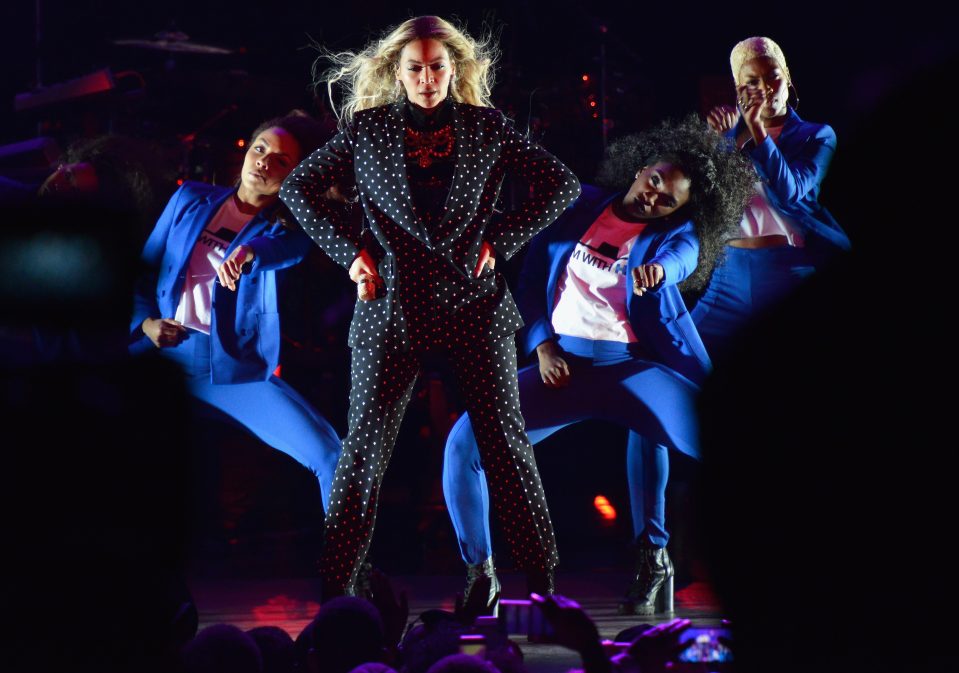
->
<box><xmin>582</xmin><ymin>74</ymin><xmax>590</xmax><ymax>82</ymax></box>
<box><xmin>252</xmin><ymin>594</ymin><xmax>320</xmax><ymax>625</ymax></box>
<box><xmin>236</xmin><ymin>138</ymin><xmax>246</xmax><ymax>148</ymax></box>
<box><xmin>593</xmin><ymin>494</ymin><xmax>617</xmax><ymax>521</ymax></box>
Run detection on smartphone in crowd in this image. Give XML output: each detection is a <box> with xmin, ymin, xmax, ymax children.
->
<box><xmin>459</xmin><ymin>634</ymin><xmax>487</xmax><ymax>658</ymax></box>
<box><xmin>677</xmin><ymin>627</ymin><xmax>733</xmax><ymax>663</ymax></box>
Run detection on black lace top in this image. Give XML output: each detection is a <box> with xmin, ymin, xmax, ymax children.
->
<box><xmin>403</xmin><ymin>97</ymin><xmax>455</xmax><ymax>231</ymax></box>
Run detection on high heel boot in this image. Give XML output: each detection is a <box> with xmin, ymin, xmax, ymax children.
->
<box><xmin>464</xmin><ymin>556</ymin><xmax>501</xmax><ymax>616</ymax></box>
<box><xmin>618</xmin><ymin>543</ymin><xmax>674</xmax><ymax>615</ymax></box>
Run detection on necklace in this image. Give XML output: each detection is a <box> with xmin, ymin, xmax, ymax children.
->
<box><xmin>405</xmin><ymin>125</ymin><xmax>454</xmax><ymax>169</ymax></box>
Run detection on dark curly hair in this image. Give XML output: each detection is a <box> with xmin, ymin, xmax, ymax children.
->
<box><xmin>595</xmin><ymin>115</ymin><xmax>755</xmax><ymax>291</ymax></box>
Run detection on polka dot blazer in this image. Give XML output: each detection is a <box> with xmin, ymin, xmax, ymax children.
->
<box><xmin>281</xmin><ymin>101</ymin><xmax>581</xmax><ymax>351</ymax></box>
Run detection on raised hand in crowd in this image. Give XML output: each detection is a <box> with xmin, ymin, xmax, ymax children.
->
<box><xmin>531</xmin><ymin>593</ymin><xmax>610</xmax><ymax>673</ymax></box>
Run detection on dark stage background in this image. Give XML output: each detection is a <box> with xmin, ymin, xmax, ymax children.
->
<box><xmin>2</xmin><ymin>0</ymin><xmax>954</xmax><ymax>580</ymax></box>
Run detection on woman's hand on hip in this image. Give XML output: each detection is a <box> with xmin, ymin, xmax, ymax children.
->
<box><xmin>537</xmin><ymin>340</ymin><xmax>571</xmax><ymax>388</ymax></box>
<box><xmin>707</xmin><ymin>105</ymin><xmax>740</xmax><ymax>134</ymax></box>
<box><xmin>217</xmin><ymin>244</ymin><xmax>255</xmax><ymax>292</ymax></box>
<box><xmin>632</xmin><ymin>263</ymin><xmax>664</xmax><ymax>296</ymax></box>
<box><xmin>349</xmin><ymin>249</ymin><xmax>384</xmax><ymax>301</ymax></box>
<box><xmin>142</xmin><ymin>317</ymin><xmax>186</xmax><ymax>348</ymax></box>
<box><xmin>474</xmin><ymin>241</ymin><xmax>496</xmax><ymax>278</ymax></box>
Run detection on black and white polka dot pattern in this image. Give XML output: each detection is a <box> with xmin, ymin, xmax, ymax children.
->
<box><xmin>280</xmin><ymin>101</ymin><xmax>582</xmax><ymax>351</ymax></box>
<box><xmin>280</xmin><ymin>100</ymin><xmax>580</xmax><ymax>595</ymax></box>
<box><xmin>322</xmin><ymin>338</ymin><xmax>558</xmax><ymax>593</ymax></box>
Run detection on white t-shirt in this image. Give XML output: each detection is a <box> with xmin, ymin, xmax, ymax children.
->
<box><xmin>174</xmin><ymin>195</ymin><xmax>254</xmax><ymax>334</ymax></box>
<box><xmin>551</xmin><ymin>204</ymin><xmax>646</xmax><ymax>343</ymax></box>
<box><xmin>739</xmin><ymin>125</ymin><xmax>804</xmax><ymax>246</ymax></box>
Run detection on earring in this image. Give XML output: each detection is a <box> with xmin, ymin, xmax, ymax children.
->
<box><xmin>788</xmin><ymin>83</ymin><xmax>800</xmax><ymax>111</ymax></box>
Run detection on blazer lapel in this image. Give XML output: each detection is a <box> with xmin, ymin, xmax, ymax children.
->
<box><xmin>228</xmin><ymin>207</ymin><xmax>271</xmax><ymax>254</ymax></box>
<box><xmin>167</xmin><ymin>187</ymin><xmax>231</xmax><ymax>303</ymax></box>
<box><xmin>776</xmin><ymin>107</ymin><xmax>804</xmax><ymax>148</ymax></box>
<box><xmin>385</xmin><ymin>101</ymin><xmax>432</xmax><ymax>246</ymax></box>
<box><xmin>433</xmin><ymin>102</ymin><xmax>472</xmax><ymax>238</ymax></box>
<box><xmin>178</xmin><ymin>188</ymin><xmax>232</xmax><ymax>267</ymax></box>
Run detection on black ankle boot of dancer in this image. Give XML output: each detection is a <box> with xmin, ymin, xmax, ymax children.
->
<box><xmin>525</xmin><ymin>565</ymin><xmax>555</xmax><ymax>597</ymax></box>
<box><xmin>618</xmin><ymin>542</ymin><xmax>674</xmax><ymax>615</ymax></box>
<box><xmin>464</xmin><ymin>556</ymin><xmax>501</xmax><ymax>615</ymax></box>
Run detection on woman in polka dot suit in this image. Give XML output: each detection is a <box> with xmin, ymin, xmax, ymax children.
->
<box><xmin>281</xmin><ymin>16</ymin><xmax>580</xmax><ymax>599</ymax></box>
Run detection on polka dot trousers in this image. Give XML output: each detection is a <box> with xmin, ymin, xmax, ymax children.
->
<box><xmin>320</xmin><ymin>335</ymin><xmax>559</xmax><ymax>595</ymax></box>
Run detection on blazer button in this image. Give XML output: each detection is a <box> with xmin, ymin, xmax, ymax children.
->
<box><xmin>161</xmin><ymin>290</ymin><xmax>166</xmax><ymax>296</ymax></box>
<box><xmin>660</xmin><ymin>316</ymin><xmax>672</xmax><ymax>324</ymax></box>
<box><xmin>672</xmin><ymin>339</ymin><xmax>684</xmax><ymax>348</ymax></box>
<box><xmin>168</xmin><ymin>265</ymin><xmax>173</xmax><ymax>272</ymax></box>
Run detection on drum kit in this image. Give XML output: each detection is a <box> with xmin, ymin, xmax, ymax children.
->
<box><xmin>9</xmin><ymin>28</ymin><xmax>252</xmax><ymax>185</ymax></box>
<box><xmin>115</xmin><ymin>31</ymin><xmax>244</xmax><ymax>182</ymax></box>
<box><xmin>111</xmin><ymin>29</ymin><xmax>235</xmax><ymax>56</ymax></box>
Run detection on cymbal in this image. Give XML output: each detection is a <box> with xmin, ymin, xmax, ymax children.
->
<box><xmin>113</xmin><ymin>31</ymin><xmax>234</xmax><ymax>55</ymax></box>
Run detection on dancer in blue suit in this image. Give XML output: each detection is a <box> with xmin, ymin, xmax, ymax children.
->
<box><xmin>130</xmin><ymin>112</ymin><xmax>341</xmax><ymax>512</ymax></box>
<box><xmin>443</xmin><ymin>117</ymin><xmax>754</xmax><ymax>614</ymax></box>
<box><xmin>695</xmin><ymin>36</ymin><xmax>851</xmax><ymax>357</ymax></box>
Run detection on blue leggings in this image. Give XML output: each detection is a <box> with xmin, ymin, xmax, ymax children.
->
<box><xmin>161</xmin><ymin>331</ymin><xmax>341</xmax><ymax>512</ymax></box>
<box><xmin>442</xmin><ymin>340</ymin><xmax>699</xmax><ymax>564</ymax></box>
<box><xmin>692</xmin><ymin>245</ymin><xmax>816</xmax><ymax>357</ymax></box>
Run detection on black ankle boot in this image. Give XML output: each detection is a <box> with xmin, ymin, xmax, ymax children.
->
<box><xmin>464</xmin><ymin>556</ymin><xmax>501</xmax><ymax>615</ymax></box>
<box><xmin>525</xmin><ymin>565</ymin><xmax>555</xmax><ymax>597</ymax></box>
<box><xmin>342</xmin><ymin>560</ymin><xmax>373</xmax><ymax>599</ymax></box>
<box><xmin>618</xmin><ymin>543</ymin><xmax>674</xmax><ymax>615</ymax></box>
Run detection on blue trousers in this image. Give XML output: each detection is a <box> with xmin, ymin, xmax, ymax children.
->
<box><xmin>161</xmin><ymin>331</ymin><xmax>341</xmax><ymax>512</ymax></box>
<box><xmin>442</xmin><ymin>339</ymin><xmax>699</xmax><ymax>564</ymax></box>
<box><xmin>692</xmin><ymin>245</ymin><xmax>816</xmax><ymax>357</ymax></box>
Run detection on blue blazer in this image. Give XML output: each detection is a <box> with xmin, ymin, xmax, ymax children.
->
<box><xmin>130</xmin><ymin>182</ymin><xmax>312</xmax><ymax>383</ymax></box>
<box><xmin>735</xmin><ymin>108</ymin><xmax>850</xmax><ymax>257</ymax></box>
<box><xmin>516</xmin><ymin>185</ymin><xmax>711</xmax><ymax>385</ymax></box>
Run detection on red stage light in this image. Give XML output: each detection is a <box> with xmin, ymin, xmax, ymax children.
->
<box><xmin>236</xmin><ymin>138</ymin><xmax>246</xmax><ymax>148</ymax></box>
<box><xmin>176</xmin><ymin>178</ymin><xmax>184</xmax><ymax>186</ymax></box>
<box><xmin>589</xmin><ymin>101</ymin><xmax>597</xmax><ymax>107</ymax></box>
<box><xmin>593</xmin><ymin>495</ymin><xmax>617</xmax><ymax>521</ymax></box>
<box><xmin>252</xmin><ymin>594</ymin><xmax>321</xmax><ymax>626</ymax></box>
<box><xmin>582</xmin><ymin>74</ymin><xmax>589</xmax><ymax>82</ymax></box>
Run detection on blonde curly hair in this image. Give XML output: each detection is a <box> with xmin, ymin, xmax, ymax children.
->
<box><xmin>315</xmin><ymin>16</ymin><xmax>499</xmax><ymax>126</ymax></box>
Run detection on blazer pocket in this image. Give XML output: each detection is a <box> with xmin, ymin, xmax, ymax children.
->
<box><xmin>255</xmin><ymin>311</ymin><xmax>280</xmax><ymax>365</ymax></box>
